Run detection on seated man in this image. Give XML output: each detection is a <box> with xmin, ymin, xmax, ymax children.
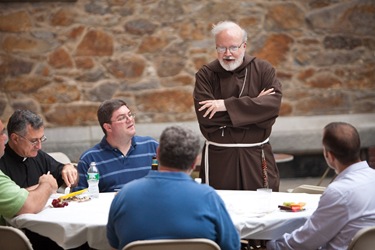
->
<box><xmin>107</xmin><ymin>126</ymin><xmax>240</xmax><ymax>250</ymax></box>
<box><xmin>0</xmin><ymin>119</ymin><xmax>57</xmax><ymax>224</ymax></box>
<box><xmin>0</xmin><ymin>110</ymin><xmax>78</xmax><ymax>189</ymax></box>
<box><xmin>0</xmin><ymin>110</ymin><xmax>79</xmax><ymax>250</ymax></box>
<box><xmin>267</xmin><ymin>122</ymin><xmax>375</xmax><ymax>250</ymax></box>
<box><xmin>76</xmin><ymin>99</ymin><xmax>158</xmax><ymax>192</ymax></box>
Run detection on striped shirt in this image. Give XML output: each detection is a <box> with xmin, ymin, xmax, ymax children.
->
<box><xmin>76</xmin><ymin>136</ymin><xmax>158</xmax><ymax>192</ymax></box>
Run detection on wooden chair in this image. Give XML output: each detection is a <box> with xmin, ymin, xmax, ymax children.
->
<box><xmin>47</xmin><ymin>152</ymin><xmax>72</xmax><ymax>164</ymax></box>
<box><xmin>122</xmin><ymin>238</ymin><xmax>220</xmax><ymax>250</ymax></box>
<box><xmin>348</xmin><ymin>226</ymin><xmax>375</xmax><ymax>250</ymax></box>
<box><xmin>47</xmin><ymin>152</ymin><xmax>76</xmax><ymax>193</ymax></box>
<box><xmin>0</xmin><ymin>225</ymin><xmax>33</xmax><ymax>250</ymax></box>
<box><xmin>291</xmin><ymin>184</ymin><xmax>326</xmax><ymax>194</ymax></box>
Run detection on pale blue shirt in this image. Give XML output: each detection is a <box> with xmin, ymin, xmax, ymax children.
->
<box><xmin>267</xmin><ymin>161</ymin><xmax>375</xmax><ymax>250</ymax></box>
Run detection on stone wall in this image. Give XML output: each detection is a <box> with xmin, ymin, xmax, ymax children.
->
<box><xmin>0</xmin><ymin>0</ymin><xmax>374</xmax><ymax>127</ymax></box>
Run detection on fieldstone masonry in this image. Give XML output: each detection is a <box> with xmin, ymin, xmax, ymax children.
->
<box><xmin>0</xmin><ymin>0</ymin><xmax>374</xmax><ymax>166</ymax></box>
<box><xmin>0</xmin><ymin>0</ymin><xmax>374</xmax><ymax>126</ymax></box>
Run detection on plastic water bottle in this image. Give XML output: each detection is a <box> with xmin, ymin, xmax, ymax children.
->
<box><xmin>87</xmin><ymin>162</ymin><xmax>99</xmax><ymax>198</ymax></box>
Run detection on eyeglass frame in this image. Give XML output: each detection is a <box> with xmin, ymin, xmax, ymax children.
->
<box><xmin>0</xmin><ymin>128</ymin><xmax>7</xmax><ymax>136</ymax></box>
<box><xmin>216</xmin><ymin>42</ymin><xmax>245</xmax><ymax>53</ymax></box>
<box><xmin>109</xmin><ymin>113</ymin><xmax>136</xmax><ymax>123</ymax></box>
<box><xmin>15</xmin><ymin>133</ymin><xmax>47</xmax><ymax>146</ymax></box>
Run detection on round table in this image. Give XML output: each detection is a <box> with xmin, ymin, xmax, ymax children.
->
<box><xmin>274</xmin><ymin>153</ymin><xmax>294</xmax><ymax>163</ymax></box>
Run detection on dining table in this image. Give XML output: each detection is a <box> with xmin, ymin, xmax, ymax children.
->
<box><xmin>216</xmin><ymin>190</ymin><xmax>321</xmax><ymax>240</ymax></box>
<box><xmin>6</xmin><ymin>189</ymin><xmax>321</xmax><ymax>250</ymax></box>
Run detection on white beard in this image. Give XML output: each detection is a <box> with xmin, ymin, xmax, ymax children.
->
<box><xmin>219</xmin><ymin>51</ymin><xmax>245</xmax><ymax>71</ymax></box>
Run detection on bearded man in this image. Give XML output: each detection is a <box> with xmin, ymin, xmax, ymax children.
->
<box><xmin>193</xmin><ymin>20</ymin><xmax>282</xmax><ymax>190</ymax></box>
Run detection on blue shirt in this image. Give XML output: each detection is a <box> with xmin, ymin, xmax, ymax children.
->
<box><xmin>107</xmin><ymin>171</ymin><xmax>240</xmax><ymax>250</ymax></box>
<box><xmin>267</xmin><ymin>161</ymin><xmax>375</xmax><ymax>250</ymax></box>
<box><xmin>76</xmin><ymin>136</ymin><xmax>158</xmax><ymax>192</ymax></box>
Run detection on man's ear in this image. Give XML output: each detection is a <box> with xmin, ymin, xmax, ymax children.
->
<box><xmin>156</xmin><ymin>147</ymin><xmax>160</xmax><ymax>161</ymax></box>
<box><xmin>10</xmin><ymin>133</ymin><xmax>19</xmax><ymax>143</ymax></box>
<box><xmin>103</xmin><ymin>123</ymin><xmax>111</xmax><ymax>133</ymax></box>
<box><xmin>325</xmin><ymin>149</ymin><xmax>335</xmax><ymax>164</ymax></box>
<box><xmin>190</xmin><ymin>155</ymin><xmax>200</xmax><ymax>172</ymax></box>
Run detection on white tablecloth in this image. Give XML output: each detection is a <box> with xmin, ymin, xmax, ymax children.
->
<box><xmin>217</xmin><ymin>190</ymin><xmax>321</xmax><ymax>240</ymax></box>
<box><xmin>7</xmin><ymin>190</ymin><xmax>321</xmax><ymax>249</ymax></box>
<box><xmin>9</xmin><ymin>193</ymin><xmax>115</xmax><ymax>250</ymax></box>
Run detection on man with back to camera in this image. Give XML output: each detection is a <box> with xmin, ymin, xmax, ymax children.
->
<box><xmin>267</xmin><ymin>122</ymin><xmax>375</xmax><ymax>250</ymax></box>
<box><xmin>76</xmin><ymin>99</ymin><xmax>158</xmax><ymax>192</ymax></box>
<box><xmin>193</xmin><ymin>20</ymin><xmax>282</xmax><ymax>191</ymax></box>
<box><xmin>107</xmin><ymin>125</ymin><xmax>240</xmax><ymax>250</ymax></box>
<box><xmin>0</xmin><ymin>119</ymin><xmax>58</xmax><ymax>225</ymax></box>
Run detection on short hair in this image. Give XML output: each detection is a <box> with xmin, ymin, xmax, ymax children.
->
<box><xmin>7</xmin><ymin>110</ymin><xmax>44</xmax><ymax>136</ymax></box>
<box><xmin>322</xmin><ymin>122</ymin><xmax>361</xmax><ymax>165</ymax></box>
<box><xmin>97</xmin><ymin>99</ymin><xmax>127</xmax><ymax>135</ymax></box>
<box><xmin>211</xmin><ymin>20</ymin><xmax>248</xmax><ymax>43</ymax></box>
<box><xmin>158</xmin><ymin>126</ymin><xmax>201</xmax><ymax>171</ymax></box>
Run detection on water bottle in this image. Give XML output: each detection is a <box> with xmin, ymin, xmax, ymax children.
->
<box><xmin>151</xmin><ymin>156</ymin><xmax>158</xmax><ymax>170</ymax></box>
<box><xmin>87</xmin><ymin>162</ymin><xmax>99</xmax><ymax>198</ymax></box>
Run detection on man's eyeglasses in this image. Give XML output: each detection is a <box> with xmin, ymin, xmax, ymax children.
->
<box><xmin>0</xmin><ymin>128</ymin><xmax>7</xmax><ymax>136</ymax></box>
<box><xmin>16</xmin><ymin>133</ymin><xmax>47</xmax><ymax>146</ymax></box>
<box><xmin>216</xmin><ymin>42</ymin><xmax>245</xmax><ymax>53</ymax></box>
<box><xmin>110</xmin><ymin>113</ymin><xmax>136</xmax><ymax>123</ymax></box>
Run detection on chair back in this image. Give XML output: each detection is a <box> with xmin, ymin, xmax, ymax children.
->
<box><xmin>347</xmin><ymin>226</ymin><xmax>375</xmax><ymax>250</ymax></box>
<box><xmin>0</xmin><ymin>225</ymin><xmax>33</xmax><ymax>250</ymax></box>
<box><xmin>291</xmin><ymin>184</ymin><xmax>326</xmax><ymax>194</ymax></box>
<box><xmin>122</xmin><ymin>238</ymin><xmax>221</xmax><ymax>250</ymax></box>
<box><xmin>47</xmin><ymin>152</ymin><xmax>76</xmax><ymax>193</ymax></box>
<box><xmin>47</xmin><ymin>152</ymin><xmax>71</xmax><ymax>164</ymax></box>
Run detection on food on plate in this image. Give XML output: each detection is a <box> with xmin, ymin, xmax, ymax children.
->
<box><xmin>51</xmin><ymin>199</ymin><xmax>69</xmax><ymax>208</ymax></box>
<box><xmin>50</xmin><ymin>189</ymin><xmax>91</xmax><ymax>208</ymax></box>
<box><xmin>279</xmin><ymin>202</ymin><xmax>306</xmax><ymax>212</ymax></box>
<box><xmin>71</xmin><ymin>194</ymin><xmax>90</xmax><ymax>202</ymax></box>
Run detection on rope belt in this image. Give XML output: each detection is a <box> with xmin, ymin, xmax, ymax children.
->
<box><xmin>204</xmin><ymin>137</ymin><xmax>269</xmax><ymax>185</ymax></box>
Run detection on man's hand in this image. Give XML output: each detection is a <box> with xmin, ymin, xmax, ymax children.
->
<box><xmin>39</xmin><ymin>174</ymin><xmax>58</xmax><ymax>193</ymax></box>
<box><xmin>198</xmin><ymin>99</ymin><xmax>226</xmax><ymax>119</ymax></box>
<box><xmin>258</xmin><ymin>88</ymin><xmax>275</xmax><ymax>97</ymax></box>
<box><xmin>61</xmin><ymin>164</ymin><xmax>78</xmax><ymax>188</ymax></box>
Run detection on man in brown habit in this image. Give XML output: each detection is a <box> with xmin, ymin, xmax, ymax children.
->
<box><xmin>193</xmin><ymin>20</ymin><xmax>282</xmax><ymax>191</ymax></box>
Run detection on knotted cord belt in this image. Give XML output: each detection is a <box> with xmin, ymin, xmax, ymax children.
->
<box><xmin>204</xmin><ymin>137</ymin><xmax>270</xmax><ymax>186</ymax></box>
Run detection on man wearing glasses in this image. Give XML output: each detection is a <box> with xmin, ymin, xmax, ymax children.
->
<box><xmin>0</xmin><ymin>119</ymin><xmax>57</xmax><ymax>225</ymax></box>
<box><xmin>75</xmin><ymin>99</ymin><xmax>159</xmax><ymax>192</ymax></box>
<box><xmin>0</xmin><ymin>109</ymin><xmax>77</xmax><ymax>189</ymax></box>
<box><xmin>0</xmin><ymin>109</ymin><xmax>78</xmax><ymax>250</ymax></box>
<box><xmin>193</xmin><ymin>21</ymin><xmax>282</xmax><ymax>191</ymax></box>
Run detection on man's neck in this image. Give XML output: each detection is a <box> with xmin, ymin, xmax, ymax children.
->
<box><xmin>337</xmin><ymin>159</ymin><xmax>362</xmax><ymax>174</ymax></box>
<box><xmin>7</xmin><ymin>141</ymin><xmax>27</xmax><ymax>158</ymax></box>
<box><xmin>158</xmin><ymin>166</ymin><xmax>192</xmax><ymax>175</ymax></box>
<box><xmin>106</xmin><ymin>136</ymin><xmax>132</xmax><ymax>156</ymax></box>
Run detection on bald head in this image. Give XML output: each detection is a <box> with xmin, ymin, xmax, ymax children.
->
<box><xmin>322</xmin><ymin>122</ymin><xmax>361</xmax><ymax>166</ymax></box>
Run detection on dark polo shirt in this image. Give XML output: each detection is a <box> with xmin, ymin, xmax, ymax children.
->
<box><xmin>0</xmin><ymin>144</ymin><xmax>64</xmax><ymax>188</ymax></box>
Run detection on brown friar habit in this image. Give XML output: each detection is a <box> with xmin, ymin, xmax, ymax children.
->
<box><xmin>193</xmin><ymin>55</ymin><xmax>282</xmax><ymax>191</ymax></box>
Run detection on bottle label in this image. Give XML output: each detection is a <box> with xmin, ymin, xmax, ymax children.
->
<box><xmin>87</xmin><ymin>173</ymin><xmax>99</xmax><ymax>181</ymax></box>
<box><xmin>152</xmin><ymin>158</ymin><xmax>158</xmax><ymax>165</ymax></box>
<box><xmin>152</xmin><ymin>157</ymin><xmax>158</xmax><ymax>170</ymax></box>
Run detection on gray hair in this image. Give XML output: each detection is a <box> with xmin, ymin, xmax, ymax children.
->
<box><xmin>158</xmin><ymin>126</ymin><xmax>201</xmax><ymax>171</ymax></box>
<box><xmin>211</xmin><ymin>20</ymin><xmax>248</xmax><ymax>42</ymax></box>
<box><xmin>7</xmin><ymin>110</ymin><xmax>44</xmax><ymax>136</ymax></box>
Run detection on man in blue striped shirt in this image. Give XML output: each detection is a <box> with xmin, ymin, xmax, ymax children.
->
<box><xmin>76</xmin><ymin>99</ymin><xmax>159</xmax><ymax>192</ymax></box>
